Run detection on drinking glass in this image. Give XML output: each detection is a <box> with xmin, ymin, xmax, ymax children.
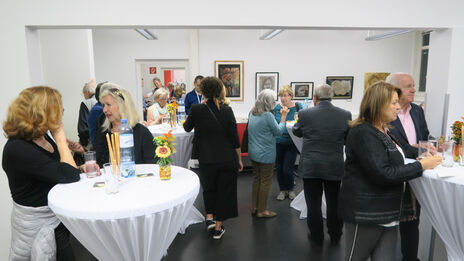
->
<box><xmin>441</xmin><ymin>139</ymin><xmax>454</xmax><ymax>167</ymax></box>
<box><xmin>162</xmin><ymin>116</ymin><xmax>170</xmax><ymax>130</ymax></box>
<box><xmin>417</xmin><ymin>140</ymin><xmax>429</xmax><ymax>160</ymax></box>
<box><xmin>84</xmin><ymin>151</ymin><xmax>99</xmax><ymax>178</ymax></box>
<box><xmin>103</xmin><ymin>163</ymin><xmax>119</xmax><ymax>194</ymax></box>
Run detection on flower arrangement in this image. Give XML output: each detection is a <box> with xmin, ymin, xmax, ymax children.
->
<box><xmin>153</xmin><ymin>129</ymin><xmax>177</xmax><ymax>166</ymax></box>
<box><xmin>167</xmin><ymin>101</ymin><xmax>178</xmax><ymax>127</ymax></box>
<box><xmin>451</xmin><ymin>119</ymin><xmax>464</xmax><ymax>144</ymax></box>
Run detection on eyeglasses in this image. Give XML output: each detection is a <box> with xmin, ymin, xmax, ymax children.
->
<box><xmin>109</xmin><ymin>88</ymin><xmax>125</xmax><ymax>101</ymax></box>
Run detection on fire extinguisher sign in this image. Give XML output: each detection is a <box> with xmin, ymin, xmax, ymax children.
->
<box><xmin>149</xmin><ymin>67</ymin><xmax>157</xmax><ymax>74</ymax></box>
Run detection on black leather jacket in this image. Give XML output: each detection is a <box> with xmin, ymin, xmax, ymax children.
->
<box><xmin>338</xmin><ymin>122</ymin><xmax>423</xmax><ymax>224</ymax></box>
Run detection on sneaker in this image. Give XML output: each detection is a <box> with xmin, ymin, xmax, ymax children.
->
<box><xmin>288</xmin><ymin>191</ymin><xmax>296</xmax><ymax>200</ymax></box>
<box><xmin>205</xmin><ymin>219</ymin><xmax>216</xmax><ymax>230</ymax></box>
<box><xmin>276</xmin><ymin>191</ymin><xmax>286</xmax><ymax>201</ymax></box>
<box><xmin>212</xmin><ymin>226</ymin><xmax>225</xmax><ymax>239</ymax></box>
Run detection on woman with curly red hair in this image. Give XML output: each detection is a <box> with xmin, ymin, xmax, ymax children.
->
<box><xmin>3</xmin><ymin>86</ymin><xmax>80</xmax><ymax>260</ymax></box>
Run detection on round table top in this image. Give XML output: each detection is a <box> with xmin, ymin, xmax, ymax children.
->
<box><xmin>148</xmin><ymin>125</ymin><xmax>194</xmax><ymax>137</ymax></box>
<box><xmin>48</xmin><ymin>164</ymin><xmax>200</xmax><ymax>220</ymax></box>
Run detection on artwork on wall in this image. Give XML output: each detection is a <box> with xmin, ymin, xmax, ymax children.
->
<box><xmin>214</xmin><ymin>60</ymin><xmax>244</xmax><ymax>101</ymax></box>
<box><xmin>326</xmin><ymin>76</ymin><xmax>354</xmax><ymax>99</ymax></box>
<box><xmin>364</xmin><ymin>72</ymin><xmax>390</xmax><ymax>92</ymax></box>
<box><xmin>255</xmin><ymin>72</ymin><xmax>279</xmax><ymax>100</ymax></box>
<box><xmin>290</xmin><ymin>82</ymin><xmax>314</xmax><ymax>100</ymax></box>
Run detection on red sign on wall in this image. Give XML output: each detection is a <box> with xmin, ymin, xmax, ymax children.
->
<box><xmin>149</xmin><ymin>67</ymin><xmax>157</xmax><ymax>74</ymax></box>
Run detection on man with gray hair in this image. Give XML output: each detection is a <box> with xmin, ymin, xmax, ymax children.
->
<box><xmin>386</xmin><ymin>72</ymin><xmax>429</xmax><ymax>261</ymax></box>
<box><xmin>78</xmin><ymin>79</ymin><xmax>97</xmax><ymax>150</ymax></box>
<box><xmin>292</xmin><ymin>84</ymin><xmax>351</xmax><ymax>246</ymax></box>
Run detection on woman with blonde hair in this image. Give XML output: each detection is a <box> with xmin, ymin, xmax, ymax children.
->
<box><xmin>147</xmin><ymin>88</ymin><xmax>170</xmax><ymax>125</ymax></box>
<box><xmin>248</xmin><ymin>89</ymin><xmax>289</xmax><ymax>218</ymax></box>
<box><xmin>2</xmin><ymin>86</ymin><xmax>80</xmax><ymax>260</ymax></box>
<box><xmin>338</xmin><ymin>81</ymin><xmax>441</xmax><ymax>260</ymax></box>
<box><xmin>274</xmin><ymin>85</ymin><xmax>302</xmax><ymax>201</ymax></box>
<box><xmin>94</xmin><ymin>84</ymin><xmax>156</xmax><ymax>167</ymax></box>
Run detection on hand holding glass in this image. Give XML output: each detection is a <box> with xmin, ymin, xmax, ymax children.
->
<box><xmin>417</xmin><ymin>140</ymin><xmax>429</xmax><ymax>160</ymax></box>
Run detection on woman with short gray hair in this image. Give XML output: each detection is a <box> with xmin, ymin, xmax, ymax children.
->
<box><xmin>248</xmin><ymin>89</ymin><xmax>289</xmax><ymax>218</ymax></box>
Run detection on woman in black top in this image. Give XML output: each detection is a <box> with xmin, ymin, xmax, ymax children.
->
<box><xmin>94</xmin><ymin>84</ymin><xmax>157</xmax><ymax>167</ymax></box>
<box><xmin>184</xmin><ymin>76</ymin><xmax>243</xmax><ymax>240</ymax></box>
<box><xmin>2</xmin><ymin>86</ymin><xmax>81</xmax><ymax>260</ymax></box>
<box><xmin>338</xmin><ymin>81</ymin><xmax>441</xmax><ymax>260</ymax></box>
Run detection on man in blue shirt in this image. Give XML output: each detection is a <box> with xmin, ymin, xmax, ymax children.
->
<box><xmin>185</xmin><ymin>75</ymin><xmax>204</xmax><ymax>114</ymax></box>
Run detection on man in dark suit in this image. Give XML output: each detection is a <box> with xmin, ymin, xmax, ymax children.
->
<box><xmin>292</xmin><ymin>84</ymin><xmax>351</xmax><ymax>246</ymax></box>
<box><xmin>387</xmin><ymin>72</ymin><xmax>429</xmax><ymax>261</ymax></box>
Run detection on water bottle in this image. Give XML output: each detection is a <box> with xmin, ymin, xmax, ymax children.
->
<box><xmin>117</xmin><ymin>119</ymin><xmax>135</xmax><ymax>178</ymax></box>
<box><xmin>177</xmin><ymin>98</ymin><xmax>186</xmax><ymax>125</ymax></box>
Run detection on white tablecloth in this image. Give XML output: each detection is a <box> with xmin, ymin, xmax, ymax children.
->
<box><xmin>408</xmin><ymin>161</ymin><xmax>464</xmax><ymax>261</ymax></box>
<box><xmin>148</xmin><ymin>125</ymin><xmax>194</xmax><ymax>168</ymax></box>
<box><xmin>286</xmin><ymin>122</ymin><xmax>327</xmax><ymax>219</ymax></box>
<box><xmin>48</xmin><ymin>164</ymin><xmax>203</xmax><ymax>261</ymax></box>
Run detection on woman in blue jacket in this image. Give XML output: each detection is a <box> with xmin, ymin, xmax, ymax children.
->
<box><xmin>248</xmin><ymin>89</ymin><xmax>288</xmax><ymax>218</ymax></box>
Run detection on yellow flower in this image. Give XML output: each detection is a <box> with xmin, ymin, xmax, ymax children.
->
<box><xmin>155</xmin><ymin>146</ymin><xmax>171</xmax><ymax>158</ymax></box>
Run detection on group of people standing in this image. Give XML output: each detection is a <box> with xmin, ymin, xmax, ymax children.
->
<box><xmin>1</xmin><ymin>70</ymin><xmax>442</xmax><ymax>260</ymax></box>
<box><xmin>187</xmin><ymin>72</ymin><xmax>442</xmax><ymax>261</ymax></box>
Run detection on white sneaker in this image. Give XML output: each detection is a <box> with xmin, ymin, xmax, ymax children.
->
<box><xmin>288</xmin><ymin>191</ymin><xmax>296</xmax><ymax>200</ymax></box>
<box><xmin>276</xmin><ymin>191</ymin><xmax>286</xmax><ymax>201</ymax></box>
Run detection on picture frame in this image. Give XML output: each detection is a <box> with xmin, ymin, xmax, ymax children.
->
<box><xmin>255</xmin><ymin>72</ymin><xmax>279</xmax><ymax>100</ymax></box>
<box><xmin>214</xmin><ymin>60</ymin><xmax>244</xmax><ymax>101</ymax></box>
<box><xmin>364</xmin><ymin>72</ymin><xmax>390</xmax><ymax>93</ymax></box>
<box><xmin>290</xmin><ymin>82</ymin><xmax>314</xmax><ymax>100</ymax></box>
<box><xmin>326</xmin><ymin>76</ymin><xmax>354</xmax><ymax>99</ymax></box>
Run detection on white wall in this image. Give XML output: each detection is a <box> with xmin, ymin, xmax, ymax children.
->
<box><xmin>199</xmin><ymin>29</ymin><xmax>416</xmax><ymax>117</ymax></box>
<box><xmin>39</xmin><ymin>29</ymin><xmax>95</xmax><ymax>142</ymax></box>
<box><xmin>92</xmin><ymin>29</ymin><xmax>190</xmax><ymax>111</ymax></box>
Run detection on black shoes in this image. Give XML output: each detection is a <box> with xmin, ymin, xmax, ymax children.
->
<box><xmin>212</xmin><ymin>226</ymin><xmax>225</xmax><ymax>240</ymax></box>
<box><xmin>205</xmin><ymin>219</ymin><xmax>216</xmax><ymax>230</ymax></box>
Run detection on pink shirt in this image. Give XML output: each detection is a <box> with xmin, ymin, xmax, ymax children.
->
<box><xmin>397</xmin><ymin>105</ymin><xmax>417</xmax><ymax>145</ymax></box>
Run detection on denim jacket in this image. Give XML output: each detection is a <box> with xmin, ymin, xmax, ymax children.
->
<box><xmin>338</xmin><ymin>122</ymin><xmax>423</xmax><ymax>225</ymax></box>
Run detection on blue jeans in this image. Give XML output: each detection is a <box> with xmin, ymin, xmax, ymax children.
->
<box><xmin>275</xmin><ymin>143</ymin><xmax>298</xmax><ymax>191</ymax></box>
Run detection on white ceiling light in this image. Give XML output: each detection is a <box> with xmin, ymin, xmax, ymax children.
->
<box><xmin>365</xmin><ymin>30</ymin><xmax>414</xmax><ymax>41</ymax></box>
<box><xmin>260</xmin><ymin>29</ymin><xmax>283</xmax><ymax>40</ymax></box>
<box><xmin>135</xmin><ymin>29</ymin><xmax>158</xmax><ymax>40</ymax></box>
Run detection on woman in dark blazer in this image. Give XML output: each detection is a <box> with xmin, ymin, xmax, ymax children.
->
<box><xmin>338</xmin><ymin>81</ymin><xmax>441</xmax><ymax>261</ymax></box>
<box><xmin>183</xmin><ymin>76</ymin><xmax>243</xmax><ymax>240</ymax></box>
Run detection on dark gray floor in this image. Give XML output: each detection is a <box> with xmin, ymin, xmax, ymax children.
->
<box><xmin>161</xmin><ymin>169</ymin><xmax>347</xmax><ymax>261</ymax></box>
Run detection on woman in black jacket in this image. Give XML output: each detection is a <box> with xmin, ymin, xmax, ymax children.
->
<box><xmin>338</xmin><ymin>81</ymin><xmax>441</xmax><ymax>261</ymax></box>
<box><xmin>184</xmin><ymin>76</ymin><xmax>243</xmax><ymax>240</ymax></box>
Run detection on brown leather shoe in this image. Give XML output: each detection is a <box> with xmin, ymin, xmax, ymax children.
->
<box><xmin>256</xmin><ymin>211</ymin><xmax>277</xmax><ymax>218</ymax></box>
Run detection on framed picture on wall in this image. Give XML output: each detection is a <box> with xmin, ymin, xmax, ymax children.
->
<box><xmin>255</xmin><ymin>72</ymin><xmax>279</xmax><ymax>100</ymax></box>
<box><xmin>364</xmin><ymin>72</ymin><xmax>390</xmax><ymax>93</ymax></box>
<box><xmin>290</xmin><ymin>82</ymin><xmax>314</xmax><ymax>100</ymax></box>
<box><xmin>326</xmin><ymin>76</ymin><xmax>354</xmax><ymax>99</ymax></box>
<box><xmin>214</xmin><ymin>60</ymin><xmax>244</xmax><ymax>101</ymax></box>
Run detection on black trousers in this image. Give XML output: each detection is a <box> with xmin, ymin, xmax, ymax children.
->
<box><xmin>303</xmin><ymin>178</ymin><xmax>343</xmax><ymax>240</ymax></box>
<box><xmin>400</xmin><ymin>201</ymin><xmax>421</xmax><ymax>261</ymax></box>
<box><xmin>199</xmin><ymin>161</ymin><xmax>238</xmax><ymax>221</ymax></box>
<box><xmin>55</xmin><ymin>223</ymin><xmax>75</xmax><ymax>261</ymax></box>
